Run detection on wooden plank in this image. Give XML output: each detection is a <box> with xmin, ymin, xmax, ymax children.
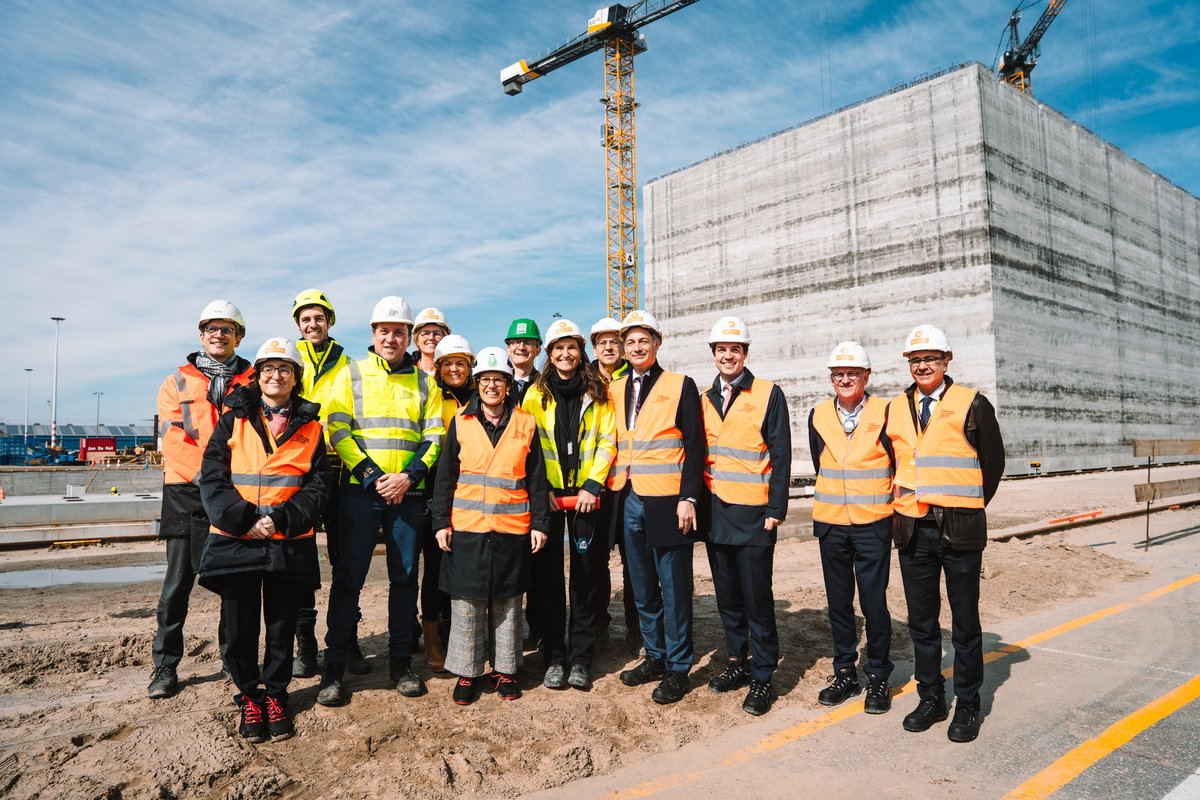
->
<box><xmin>1133</xmin><ymin>440</ymin><xmax>1200</xmax><ymax>457</ymax></box>
<box><xmin>1134</xmin><ymin>477</ymin><xmax>1200</xmax><ymax>503</ymax></box>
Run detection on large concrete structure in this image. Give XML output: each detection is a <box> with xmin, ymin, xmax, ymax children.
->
<box><xmin>644</xmin><ymin>62</ymin><xmax>1200</xmax><ymax>476</ymax></box>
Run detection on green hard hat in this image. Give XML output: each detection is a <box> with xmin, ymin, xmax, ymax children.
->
<box><xmin>505</xmin><ymin>318</ymin><xmax>542</xmax><ymax>342</ymax></box>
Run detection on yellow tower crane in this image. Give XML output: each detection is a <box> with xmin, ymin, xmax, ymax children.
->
<box><xmin>997</xmin><ymin>0</ymin><xmax>1070</xmax><ymax>94</ymax></box>
<box><xmin>501</xmin><ymin>1</ymin><xmax>701</xmax><ymax>320</ymax></box>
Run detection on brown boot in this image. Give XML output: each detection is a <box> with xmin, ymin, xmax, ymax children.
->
<box><xmin>423</xmin><ymin>620</ymin><xmax>446</xmax><ymax>673</ymax></box>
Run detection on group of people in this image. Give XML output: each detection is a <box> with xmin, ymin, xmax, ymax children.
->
<box><xmin>144</xmin><ymin>291</ymin><xmax>1003</xmax><ymax>747</ymax></box>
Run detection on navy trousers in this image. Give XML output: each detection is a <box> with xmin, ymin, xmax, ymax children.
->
<box><xmin>706</xmin><ymin>542</ymin><xmax>779</xmax><ymax>682</ymax></box>
<box><xmin>817</xmin><ymin>522</ymin><xmax>894</xmax><ymax>681</ymax></box>
<box><xmin>212</xmin><ymin>572</ymin><xmax>305</xmax><ymax>702</ymax></box>
<box><xmin>622</xmin><ymin>490</ymin><xmax>694</xmax><ymax>673</ymax></box>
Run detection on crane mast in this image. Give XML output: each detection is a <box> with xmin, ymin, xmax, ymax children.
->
<box><xmin>501</xmin><ymin>1</ymin><xmax>701</xmax><ymax>319</ymax></box>
<box><xmin>997</xmin><ymin>0</ymin><xmax>1070</xmax><ymax>94</ymax></box>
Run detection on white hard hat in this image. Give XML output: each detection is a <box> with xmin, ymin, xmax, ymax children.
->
<box><xmin>413</xmin><ymin>307</ymin><xmax>451</xmax><ymax>334</ymax></box>
<box><xmin>370</xmin><ymin>296</ymin><xmax>414</xmax><ymax>326</ymax></box>
<box><xmin>545</xmin><ymin>319</ymin><xmax>587</xmax><ymax>351</ymax></box>
<box><xmin>708</xmin><ymin>315</ymin><xmax>751</xmax><ymax>345</ymax></box>
<box><xmin>253</xmin><ymin>337</ymin><xmax>303</xmax><ymax>369</ymax></box>
<box><xmin>473</xmin><ymin>346</ymin><xmax>514</xmax><ymax>378</ymax></box>
<box><xmin>827</xmin><ymin>341</ymin><xmax>871</xmax><ymax>369</ymax></box>
<box><xmin>434</xmin><ymin>334</ymin><xmax>474</xmax><ymax>365</ymax></box>
<box><xmin>619</xmin><ymin>309</ymin><xmax>662</xmax><ymax>338</ymax></box>
<box><xmin>902</xmin><ymin>325</ymin><xmax>951</xmax><ymax>355</ymax></box>
<box><xmin>198</xmin><ymin>300</ymin><xmax>246</xmax><ymax>335</ymax></box>
<box><xmin>589</xmin><ymin>317</ymin><xmax>622</xmax><ymax>344</ymax></box>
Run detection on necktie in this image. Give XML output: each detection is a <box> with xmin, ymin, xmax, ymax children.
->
<box><xmin>629</xmin><ymin>376</ymin><xmax>642</xmax><ymax>430</ymax></box>
<box><xmin>721</xmin><ymin>383</ymin><xmax>733</xmax><ymax>415</ymax></box>
<box><xmin>919</xmin><ymin>396</ymin><xmax>933</xmax><ymax>430</ymax></box>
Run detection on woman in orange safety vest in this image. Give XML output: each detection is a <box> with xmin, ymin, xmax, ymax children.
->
<box><xmin>199</xmin><ymin>338</ymin><xmax>330</xmax><ymax>745</ymax></box>
<box><xmin>431</xmin><ymin>346</ymin><xmax>550</xmax><ymax>706</ymax></box>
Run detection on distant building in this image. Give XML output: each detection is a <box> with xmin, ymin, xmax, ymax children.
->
<box><xmin>0</xmin><ymin>424</ymin><xmax>156</xmax><ymax>464</ymax></box>
<box><xmin>644</xmin><ymin>62</ymin><xmax>1200</xmax><ymax>475</ymax></box>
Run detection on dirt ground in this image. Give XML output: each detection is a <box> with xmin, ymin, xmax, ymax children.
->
<box><xmin>0</xmin><ymin>468</ymin><xmax>1177</xmax><ymax>799</ymax></box>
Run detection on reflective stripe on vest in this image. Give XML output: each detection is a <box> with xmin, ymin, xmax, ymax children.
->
<box><xmin>886</xmin><ymin>384</ymin><xmax>985</xmax><ymax>518</ymax></box>
<box><xmin>702</xmin><ymin>378</ymin><xmax>773</xmax><ymax>506</ymax></box>
<box><xmin>161</xmin><ymin>364</ymin><xmax>255</xmax><ymax>485</ymax></box>
<box><xmin>211</xmin><ymin>417</ymin><xmax>322</xmax><ymax>539</ymax></box>
<box><xmin>451</xmin><ymin>408</ymin><xmax>535</xmax><ymax>534</ymax></box>
<box><xmin>811</xmin><ymin>396</ymin><xmax>893</xmax><ymax>525</ymax></box>
<box><xmin>342</xmin><ymin>358</ymin><xmax>437</xmax><ymax>471</ymax></box>
<box><xmin>608</xmin><ymin>372</ymin><xmax>686</xmax><ymax>497</ymax></box>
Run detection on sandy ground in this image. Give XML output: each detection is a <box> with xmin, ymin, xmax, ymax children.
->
<box><xmin>1</xmin><ymin>467</ymin><xmax>1192</xmax><ymax>799</ymax></box>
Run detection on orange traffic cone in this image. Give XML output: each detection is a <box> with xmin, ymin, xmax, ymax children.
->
<box><xmin>0</xmin><ymin>487</ymin><xmax>6</xmax><ymax>502</ymax></box>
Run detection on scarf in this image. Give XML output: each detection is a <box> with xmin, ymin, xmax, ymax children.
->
<box><xmin>194</xmin><ymin>351</ymin><xmax>239</xmax><ymax>408</ymax></box>
<box><xmin>442</xmin><ymin>382</ymin><xmax>474</xmax><ymax>407</ymax></box>
<box><xmin>547</xmin><ymin>371</ymin><xmax>585</xmax><ymax>488</ymax></box>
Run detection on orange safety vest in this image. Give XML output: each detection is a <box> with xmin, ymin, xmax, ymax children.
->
<box><xmin>451</xmin><ymin>408</ymin><xmax>535</xmax><ymax>535</ymax></box>
<box><xmin>210</xmin><ymin>416</ymin><xmax>323</xmax><ymax>539</ymax></box>
<box><xmin>608</xmin><ymin>371</ymin><xmax>686</xmax><ymax>497</ymax></box>
<box><xmin>811</xmin><ymin>396</ymin><xmax>893</xmax><ymax>525</ymax></box>
<box><xmin>160</xmin><ymin>363</ymin><xmax>255</xmax><ymax>485</ymax></box>
<box><xmin>702</xmin><ymin>378</ymin><xmax>774</xmax><ymax>506</ymax></box>
<box><xmin>887</xmin><ymin>384</ymin><xmax>985</xmax><ymax>518</ymax></box>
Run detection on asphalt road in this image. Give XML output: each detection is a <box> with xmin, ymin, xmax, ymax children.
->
<box><xmin>524</xmin><ymin>508</ymin><xmax>1200</xmax><ymax>800</ymax></box>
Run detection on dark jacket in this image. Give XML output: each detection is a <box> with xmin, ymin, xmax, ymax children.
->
<box><xmin>808</xmin><ymin>392</ymin><xmax>895</xmax><ymax>543</ymax></box>
<box><xmin>889</xmin><ymin>377</ymin><xmax>1005</xmax><ymax>551</ymax></box>
<box><xmin>702</xmin><ymin>369</ymin><xmax>792</xmax><ymax>546</ymax></box>
<box><xmin>608</xmin><ymin>361</ymin><xmax>708</xmax><ymax>550</ymax></box>
<box><xmin>431</xmin><ymin>395</ymin><xmax>551</xmax><ymax>600</ymax></box>
<box><xmin>197</xmin><ymin>386</ymin><xmax>330</xmax><ymax>589</ymax></box>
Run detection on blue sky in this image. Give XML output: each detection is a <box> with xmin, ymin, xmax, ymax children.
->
<box><xmin>1</xmin><ymin>0</ymin><xmax>1196</xmax><ymax>428</ymax></box>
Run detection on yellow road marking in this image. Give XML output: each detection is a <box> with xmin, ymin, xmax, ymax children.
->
<box><xmin>1002</xmin><ymin>673</ymin><xmax>1200</xmax><ymax>800</ymax></box>
<box><xmin>606</xmin><ymin>571</ymin><xmax>1200</xmax><ymax>800</ymax></box>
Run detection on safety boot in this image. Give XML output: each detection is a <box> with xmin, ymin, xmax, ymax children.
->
<box><xmin>292</xmin><ymin>622</ymin><xmax>319</xmax><ymax>678</ymax></box>
<box><xmin>316</xmin><ymin>662</ymin><xmax>348</xmax><ymax>707</ymax></box>
<box><xmin>423</xmin><ymin>620</ymin><xmax>446</xmax><ymax>673</ymax></box>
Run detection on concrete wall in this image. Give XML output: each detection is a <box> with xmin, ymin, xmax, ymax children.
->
<box><xmin>644</xmin><ymin>63</ymin><xmax>1200</xmax><ymax>475</ymax></box>
<box><xmin>0</xmin><ymin>467</ymin><xmax>163</xmax><ymax>497</ymax></box>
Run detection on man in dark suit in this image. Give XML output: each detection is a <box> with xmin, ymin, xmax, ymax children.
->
<box><xmin>607</xmin><ymin>309</ymin><xmax>706</xmax><ymax>705</ymax></box>
<box><xmin>886</xmin><ymin>324</ymin><xmax>1005</xmax><ymax>743</ymax></box>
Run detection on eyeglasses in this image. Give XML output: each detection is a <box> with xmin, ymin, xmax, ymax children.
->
<box><xmin>830</xmin><ymin>371</ymin><xmax>866</xmax><ymax>381</ymax></box>
<box><xmin>595</xmin><ymin>337</ymin><xmax>621</xmax><ymax>348</ymax></box>
<box><xmin>258</xmin><ymin>365</ymin><xmax>294</xmax><ymax>377</ymax></box>
<box><xmin>204</xmin><ymin>325</ymin><xmax>236</xmax><ymax>336</ymax></box>
<box><xmin>417</xmin><ymin>329</ymin><xmax>444</xmax><ymax>339</ymax></box>
<box><xmin>477</xmin><ymin>375</ymin><xmax>507</xmax><ymax>386</ymax></box>
<box><xmin>907</xmin><ymin>356</ymin><xmax>945</xmax><ymax>367</ymax></box>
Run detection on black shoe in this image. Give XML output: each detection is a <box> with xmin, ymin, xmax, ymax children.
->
<box><xmin>903</xmin><ymin>694</ymin><xmax>949</xmax><ymax>732</ymax></box>
<box><xmin>390</xmin><ymin>658</ymin><xmax>427</xmax><ymax>698</ymax></box>
<box><xmin>453</xmin><ymin>676</ymin><xmax>478</xmax><ymax>706</ymax></box>
<box><xmin>864</xmin><ymin>674</ymin><xmax>891</xmax><ymax>714</ymax></box>
<box><xmin>265</xmin><ymin>695</ymin><xmax>294</xmax><ymax>740</ymax></box>
<box><xmin>817</xmin><ymin>668</ymin><xmax>861</xmax><ymax>706</ymax></box>
<box><xmin>708</xmin><ymin>659</ymin><xmax>751</xmax><ymax>693</ymax></box>
<box><xmin>293</xmin><ymin>624</ymin><xmax>319</xmax><ymax>678</ymax></box>
<box><xmin>238</xmin><ymin>695</ymin><xmax>268</xmax><ymax>743</ymax></box>
<box><xmin>346</xmin><ymin>641</ymin><xmax>371</xmax><ymax>675</ymax></box>
<box><xmin>947</xmin><ymin>700</ymin><xmax>982</xmax><ymax>742</ymax></box>
<box><xmin>147</xmin><ymin>665</ymin><xmax>179</xmax><ymax>699</ymax></box>
<box><xmin>651</xmin><ymin>670</ymin><xmax>690</xmax><ymax>705</ymax></box>
<box><xmin>620</xmin><ymin>658</ymin><xmax>666</xmax><ymax>687</ymax></box>
<box><xmin>495</xmin><ymin>672</ymin><xmax>522</xmax><ymax>700</ymax></box>
<box><xmin>742</xmin><ymin>679</ymin><xmax>773</xmax><ymax>716</ymax></box>
<box><xmin>316</xmin><ymin>663</ymin><xmax>348</xmax><ymax>707</ymax></box>
<box><xmin>567</xmin><ymin>664</ymin><xmax>592</xmax><ymax>690</ymax></box>
<box><xmin>523</xmin><ymin>624</ymin><xmax>542</xmax><ymax>652</ymax></box>
<box><xmin>543</xmin><ymin>664</ymin><xmax>568</xmax><ymax>690</ymax></box>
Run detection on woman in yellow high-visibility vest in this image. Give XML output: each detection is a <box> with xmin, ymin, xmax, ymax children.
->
<box><xmin>432</xmin><ymin>347</ymin><xmax>550</xmax><ymax>705</ymax></box>
<box><xmin>522</xmin><ymin>319</ymin><xmax>617</xmax><ymax>691</ymax></box>
<box><xmin>199</xmin><ymin>337</ymin><xmax>330</xmax><ymax>745</ymax></box>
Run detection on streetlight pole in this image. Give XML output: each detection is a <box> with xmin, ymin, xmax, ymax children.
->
<box><xmin>50</xmin><ymin>316</ymin><xmax>65</xmax><ymax>449</ymax></box>
<box><xmin>23</xmin><ymin>369</ymin><xmax>33</xmax><ymax>454</ymax></box>
<box><xmin>93</xmin><ymin>391</ymin><xmax>104</xmax><ymax>428</ymax></box>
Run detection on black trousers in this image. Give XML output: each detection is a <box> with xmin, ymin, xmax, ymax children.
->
<box><xmin>818</xmin><ymin>523</ymin><xmax>894</xmax><ymax>680</ymax></box>
<box><xmin>153</xmin><ymin>484</ymin><xmax>225</xmax><ymax>668</ymax></box>
<box><xmin>212</xmin><ymin>572</ymin><xmax>306</xmax><ymax>702</ymax></box>
<box><xmin>297</xmin><ymin>463</ymin><xmax>341</xmax><ymax>628</ymax></box>
<box><xmin>566</xmin><ymin>507</ymin><xmax>608</xmax><ymax>667</ymax></box>
<box><xmin>705</xmin><ymin>542</ymin><xmax>779</xmax><ymax>682</ymax></box>
<box><xmin>529</xmin><ymin>514</ymin><xmax>567</xmax><ymax>668</ymax></box>
<box><xmin>898</xmin><ymin>519</ymin><xmax>984</xmax><ymax>705</ymax></box>
<box><xmin>419</xmin><ymin>508</ymin><xmax>451</xmax><ymax>623</ymax></box>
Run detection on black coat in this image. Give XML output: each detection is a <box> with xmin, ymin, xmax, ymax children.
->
<box><xmin>197</xmin><ymin>386</ymin><xmax>330</xmax><ymax>590</ymax></box>
<box><xmin>608</xmin><ymin>362</ymin><xmax>708</xmax><ymax>550</ymax></box>
<box><xmin>431</xmin><ymin>395</ymin><xmax>551</xmax><ymax>600</ymax></box>
<box><xmin>702</xmin><ymin>369</ymin><xmax>792</xmax><ymax>546</ymax></box>
<box><xmin>890</xmin><ymin>377</ymin><xmax>1006</xmax><ymax>551</ymax></box>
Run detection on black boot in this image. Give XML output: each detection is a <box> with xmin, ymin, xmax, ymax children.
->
<box><xmin>316</xmin><ymin>662</ymin><xmax>348</xmax><ymax>707</ymax></box>
<box><xmin>293</xmin><ymin>622</ymin><xmax>319</xmax><ymax>678</ymax></box>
